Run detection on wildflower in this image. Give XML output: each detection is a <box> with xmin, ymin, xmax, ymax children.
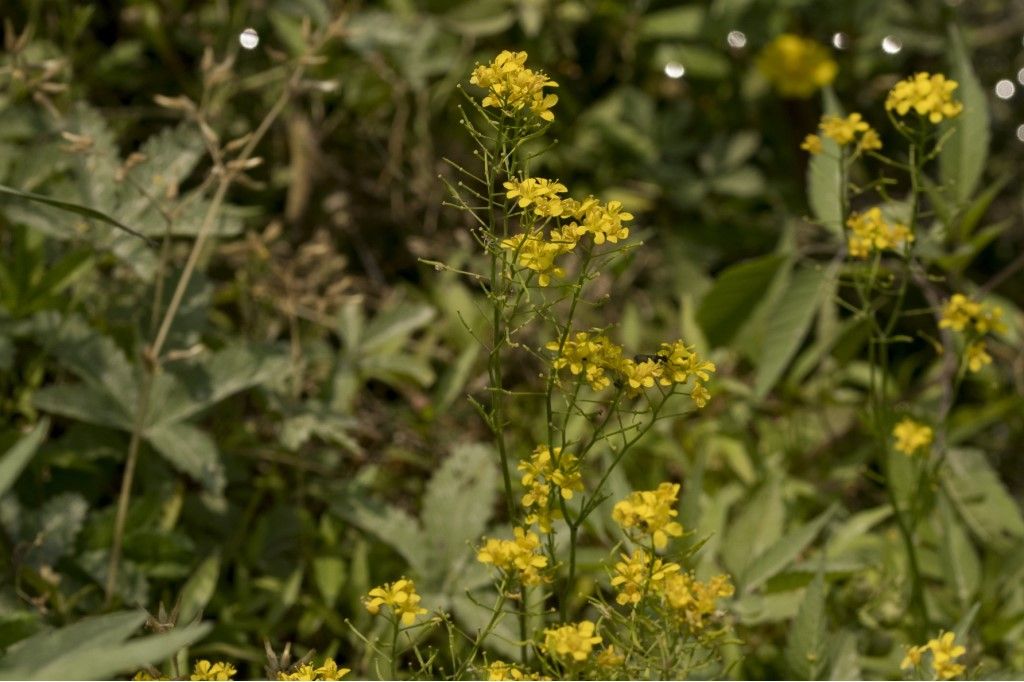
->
<box><xmin>541</xmin><ymin>621</ymin><xmax>603</xmax><ymax>663</ymax></box>
<box><xmin>504</xmin><ymin>177</ymin><xmax>568</xmax><ymax>217</ymax></box>
<box><xmin>133</xmin><ymin>672</ymin><xmax>166</xmax><ymax>681</ymax></box>
<box><xmin>470</xmin><ymin>51</ymin><xmax>559</xmax><ymax>122</ymax></box>
<box><xmin>858</xmin><ymin>127</ymin><xmax>883</xmax><ymax>151</ymax></box>
<box><xmin>364</xmin><ymin>577</ymin><xmax>428</xmax><ymax>625</ymax></box>
<box><xmin>500</xmin><ymin>230</ymin><xmax>567</xmax><ymax>286</ymax></box>
<box><xmin>191</xmin><ymin>661</ymin><xmax>237</xmax><ymax>681</ymax></box>
<box><xmin>569</xmin><ymin>199</ymin><xmax>632</xmax><ymax>245</ymax></box>
<box><xmin>477</xmin><ymin>526</ymin><xmax>550</xmax><ymax>585</ymax></box>
<box><xmin>610</xmin><ymin>549</ymin><xmax>681</xmax><ymax>605</ymax></box>
<box><xmin>885</xmin><ymin>73</ymin><xmax>963</xmax><ymax>124</ymax></box>
<box><xmin>901</xmin><ymin>631</ymin><xmax>966</xmax><ymax>680</ymax></box>
<box><xmin>845</xmin><ymin>207</ymin><xmax>913</xmax><ymax>259</ymax></box>
<box><xmin>800</xmin><ymin>134</ymin><xmax>823</xmax><ymax>155</ymax></box>
<box><xmin>892</xmin><ymin>418</ymin><xmax>933</xmax><ymax>456</ymax></box>
<box><xmin>486</xmin><ymin>661</ymin><xmax>550</xmax><ymax>680</ymax></box>
<box><xmin>278</xmin><ymin>665</ymin><xmax>317</xmax><ymax>681</ymax></box>
<box><xmin>939</xmin><ymin>294</ymin><xmax>1006</xmax><ymax>335</ymax></box>
<box><xmin>900</xmin><ymin>644</ymin><xmax>928</xmax><ymax>670</ymax></box>
<box><xmin>595</xmin><ymin>645</ymin><xmax>625</xmax><ymax>669</ymax></box>
<box><xmin>619</xmin><ymin>357</ymin><xmax>663</xmax><ymax>392</ymax></box>
<box><xmin>612</xmin><ymin>482</ymin><xmax>684</xmax><ymax>550</ymax></box>
<box><xmin>519</xmin><ymin>445</ymin><xmax>583</xmax><ymax>500</ymax></box>
<box><xmin>657</xmin><ymin>341</ymin><xmax>716</xmax><ymax>386</ymax></box>
<box><xmin>820</xmin><ymin>113</ymin><xmax>870</xmax><ymax>146</ymax></box>
<box><xmin>756</xmin><ymin>34</ymin><xmax>837</xmax><ymax>98</ymax></box>
<box><xmin>547</xmin><ymin>332</ymin><xmax>624</xmax><ymax>392</ymax></box>
<box><xmin>965</xmin><ymin>341</ymin><xmax>992</xmax><ymax>373</ymax></box>
<box><xmin>662</xmin><ymin>573</ymin><xmax>734</xmax><ymax>632</ymax></box>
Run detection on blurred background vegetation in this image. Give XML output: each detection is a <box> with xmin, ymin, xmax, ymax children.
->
<box><xmin>1</xmin><ymin>0</ymin><xmax>1023</xmax><ymax>679</ymax></box>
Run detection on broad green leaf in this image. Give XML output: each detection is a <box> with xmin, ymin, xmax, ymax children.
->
<box><xmin>723</xmin><ymin>476</ymin><xmax>784</xmax><ymax>578</ymax></box>
<box><xmin>741</xmin><ymin>505</ymin><xmax>837</xmax><ymax>592</ymax></box>
<box><xmin>940</xmin><ymin>25</ymin><xmax>989</xmax><ymax>206</ymax></box>
<box><xmin>807</xmin><ymin>88</ymin><xmax>844</xmax><ymax>234</ymax></box>
<box><xmin>313</xmin><ymin>556</ymin><xmax>347</xmax><ymax>607</ymax></box>
<box><xmin>2</xmin><ymin>492</ymin><xmax>88</xmax><ymax>568</ymax></box>
<box><xmin>360</xmin><ymin>302</ymin><xmax>435</xmax><ymax>355</ymax></box>
<box><xmin>942</xmin><ymin>448</ymin><xmax>1024</xmax><ymax>552</ymax></box>
<box><xmin>336</xmin><ymin>497</ymin><xmax>429</xmax><ymax>578</ymax></box>
<box><xmin>32</xmin><ymin>384</ymin><xmax>133</xmax><ymax>430</ymax></box>
<box><xmin>48</xmin><ymin>622</ymin><xmax>208</xmax><ymax>681</ymax></box>
<box><xmin>785</xmin><ymin>570</ymin><xmax>828</xmax><ymax>680</ymax></box>
<box><xmin>754</xmin><ymin>265</ymin><xmax>829</xmax><ymax>398</ymax></box>
<box><xmin>828</xmin><ymin>631</ymin><xmax>862</xmax><ymax>681</ymax></box>
<box><xmin>422</xmin><ymin>443</ymin><xmax>499</xmax><ymax>586</ymax></box>
<box><xmin>0</xmin><ymin>183</ymin><xmax>152</xmax><ymax>244</ymax></box>
<box><xmin>144</xmin><ymin>422</ymin><xmax>225</xmax><ymax>496</ymax></box>
<box><xmin>697</xmin><ymin>254</ymin><xmax>788</xmax><ymax>348</ymax></box>
<box><xmin>0</xmin><ymin>419</ymin><xmax>48</xmax><ymax>496</ymax></box>
<box><xmin>177</xmin><ymin>554</ymin><xmax>221</xmax><ymax>625</ymax></box>
<box><xmin>0</xmin><ymin>611</ymin><xmax>147</xmax><ymax>675</ymax></box>
<box><xmin>938</xmin><ymin>494</ymin><xmax>980</xmax><ymax>608</ymax></box>
<box><xmin>638</xmin><ymin>6</ymin><xmax>705</xmax><ymax>40</ymax></box>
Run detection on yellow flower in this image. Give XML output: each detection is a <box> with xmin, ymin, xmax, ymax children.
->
<box><xmin>470</xmin><ymin>51</ymin><xmax>559</xmax><ymax>122</ymax></box>
<box><xmin>939</xmin><ymin>294</ymin><xmax>1006</xmax><ymax>335</ymax></box>
<box><xmin>820</xmin><ymin>113</ymin><xmax>874</xmax><ymax>146</ymax></box>
<box><xmin>595</xmin><ymin>645</ymin><xmax>625</xmax><ymax>669</ymax></box>
<box><xmin>499</xmin><ymin>230</ymin><xmax>567</xmax><ymax>286</ymax></box>
<box><xmin>191</xmin><ymin>661</ymin><xmax>237</xmax><ymax>681</ymax></box>
<box><xmin>477</xmin><ymin>527</ymin><xmax>550</xmax><ymax>585</ymax></box>
<box><xmin>966</xmin><ymin>340</ymin><xmax>992</xmax><ymax>373</ymax></box>
<box><xmin>363</xmin><ymin>577</ymin><xmax>428</xmax><ymax>625</ymax></box>
<box><xmin>662</xmin><ymin>573</ymin><xmax>734</xmax><ymax>632</ymax></box>
<box><xmin>619</xmin><ymin>358</ymin><xmax>663</xmax><ymax>392</ymax></box>
<box><xmin>610</xmin><ymin>549</ymin><xmax>681</xmax><ymax>606</ymax></box>
<box><xmin>657</xmin><ymin>341</ymin><xmax>716</xmax><ymax>407</ymax></box>
<box><xmin>547</xmin><ymin>332</ymin><xmax>624</xmax><ymax>392</ymax></box>
<box><xmin>133</xmin><ymin>672</ymin><xmax>167</xmax><ymax>681</ymax></box>
<box><xmin>572</xmin><ymin>198</ymin><xmax>632</xmax><ymax>245</ymax></box>
<box><xmin>858</xmin><ymin>127</ymin><xmax>883</xmax><ymax>151</ymax></box>
<box><xmin>800</xmin><ymin>134</ymin><xmax>823</xmax><ymax>155</ymax></box>
<box><xmin>756</xmin><ymin>34</ymin><xmax>837</xmax><ymax>98</ymax></box>
<box><xmin>885</xmin><ymin>73</ymin><xmax>963</xmax><ymax>124</ymax></box>
<box><xmin>900</xmin><ymin>644</ymin><xmax>928</xmax><ymax>670</ymax></box>
<box><xmin>845</xmin><ymin>207</ymin><xmax>912</xmax><ymax>259</ymax></box>
<box><xmin>892</xmin><ymin>418</ymin><xmax>933</xmax><ymax>456</ymax></box>
<box><xmin>541</xmin><ymin>621</ymin><xmax>603</xmax><ymax>663</ymax></box>
<box><xmin>612</xmin><ymin>482</ymin><xmax>684</xmax><ymax>550</ymax></box>
<box><xmin>902</xmin><ymin>631</ymin><xmax>967</xmax><ymax>680</ymax></box>
<box><xmin>503</xmin><ymin>177</ymin><xmax>568</xmax><ymax>217</ymax></box>
<box><xmin>486</xmin><ymin>661</ymin><xmax>551</xmax><ymax>680</ymax></box>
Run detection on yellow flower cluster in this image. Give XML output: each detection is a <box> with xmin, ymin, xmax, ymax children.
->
<box><xmin>518</xmin><ymin>445</ymin><xmax>584</xmax><ymax>532</ymax></box>
<box><xmin>611</xmin><ymin>482</ymin><xmax>684</xmax><ymax>550</ymax></box>
<box><xmin>277</xmin><ymin>659</ymin><xmax>350</xmax><ymax>681</ymax></box>
<box><xmin>802</xmin><ymin>114</ymin><xmax>882</xmax><ymax>156</ymax></box>
<box><xmin>547</xmin><ymin>332</ymin><xmax>624</xmax><ymax>391</ymax></box>
<box><xmin>901</xmin><ymin>631</ymin><xmax>967</xmax><ymax>680</ymax></box>
<box><xmin>541</xmin><ymin>620</ymin><xmax>603</xmax><ymax>663</ymax></box>
<box><xmin>500</xmin><ymin>230</ymin><xmax>573</xmax><ymax>287</ymax></box>
<box><xmin>885</xmin><ymin>73</ymin><xmax>963</xmax><ymax>124</ymax></box>
<box><xmin>363</xmin><ymin>577</ymin><xmax>428</xmax><ymax>626</ymax></box>
<box><xmin>477</xmin><ymin>526</ymin><xmax>550</xmax><ymax>585</ymax></box>
<box><xmin>486</xmin><ymin>661</ymin><xmax>551</xmax><ymax>681</ymax></box>
<box><xmin>756</xmin><ymin>34</ymin><xmax>837</xmax><ymax>98</ymax></box>
<box><xmin>190</xmin><ymin>661</ymin><xmax>237</xmax><ymax>681</ymax></box>
<box><xmin>892</xmin><ymin>418</ymin><xmax>933</xmax><ymax>456</ymax></box>
<box><xmin>470</xmin><ymin>50</ymin><xmax>558</xmax><ymax>122</ymax></box>
<box><xmin>965</xmin><ymin>341</ymin><xmax>992</xmax><ymax>373</ymax></box>
<box><xmin>610</xmin><ymin>548</ymin><xmax>680</xmax><ymax>606</ymax></box>
<box><xmin>662</xmin><ymin>572</ymin><xmax>735</xmax><ymax>632</ymax></box>
<box><xmin>504</xmin><ymin>177</ymin><xmax>569</xmax><ymax>217</ymax></box>
<box><xmin>595</xmin><ymin>645</ymin><xmax>625</xmax><ymax>669</ymax></box>
<box><xmin>939</xmin><ymin>294</ymin><xmax>1006</xmax><ymax>335</ymax></box>
<box><xmin>845</xmin><ymin>207</ymin><xmax>912</xmax><ymax>259</ymax></box>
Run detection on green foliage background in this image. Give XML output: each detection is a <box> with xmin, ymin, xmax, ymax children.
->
<box><xmin>1</xmin><ymin>0</ymin><xmax>1023</xmax><ymax>679</ymax></box>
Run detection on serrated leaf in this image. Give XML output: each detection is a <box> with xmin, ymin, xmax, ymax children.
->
<box><xmin>697</xmin><ymin>254</ymin><xmax>788</xmax><ymax>348</ymax></box>
<box><xmin>337</xmin><ymin>497</ymin><xmax>429</xmax><ymax>578</ymax></box>
<box><xmin>144</xmin><ymin>422</ymin><xmax>225</xmax><ymax>496</ymax></box>
<box><xmin>807</xmin><ymin>88</ymin><xmax>844</xmax><ymax>234</ymax></box>
<box><xmin>32</xmin><ymin>384</ymin><xmax>133</xmax><ymax>430</ymax></box>
<box><xmin>785</xmin><ymin>570</ymin><xmax>828</xmax><ymax>680</ymax></box>
<box><xmin>940</xmin><ymin>25</ymin><xmax>990</xmax><ymax>206</ymax></box>
<box><xmin>754</xmin><ymin>266</ymin><xmax>828</xmax><ymax>398</ymax></box>
<box><xmin>0</xmin><ymin>419</ymin><xmax>48</xmax><ymax>496</ymax></box>
<box><xmin>421</xmin><ymin>443</ymin><xmax>499</xmax><ymax>584</ymax></box>
<box><xmin>1</xmin><ymin>492</ymin><xmax>87</xmax><ymax>568</ymax></box>
<box><xmin>0</xmin><ymin>183</ymin><xmax>152</xmax><ymax>244</ymax></box>
<box><xmin>741</xmin><ymin>505</ymin><xmax>837</xmax><ymax>592</ymax></box>
<box><xmin>942</xmin><ymin>448</ymin><xmax>1024</xmax><ymax>552</ymax></box>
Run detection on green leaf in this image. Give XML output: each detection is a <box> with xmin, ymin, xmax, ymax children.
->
<box><xmin>942</xmin><ymin>448</ymin><xmax>1024</xmax><ymax>552</ymax></box>
<box><xmin>938</xmin><ymin>493</ymin><xmax>980</xmax><ymax>608</ymax></box>
<box><xmin>723</xmin><ymin>476</ymin><xmax>784</xmax><ymax>578</ymax></box>
<box><xmin>939</xmin><ymin>25</ymin><xmax>990</xmax><ymax>206</ymax></box>
<box><xmin>177</xmin><ymin>554</ymin><xmax>220</xmax><ymax>625</ymax></box>
<box><xmin>807</xmin><ymin>88</ymin><xmax>844</xmax><ymax>234</ymax></box>
<box><xmin>785</xmin><ymin>570</ymin><xmax>829</xmax><ymax>680</ymax></box>
<box><xmin>421</xmin><ymin>443</ymin><xmax>499</xmax><ymax>586</ymax></box>
<box><xmin>144</xmin><ymin>422</ymin><xmax>225</xmax><ymax>496</ymax></box>
<box><xmin>828</xmin><ymin>631</ymin><xmax>862</xmax><ymax>681</ymax></box>
<box><xmin>0</xmin><ymin>419</ymin><xmax>48</xmax><ymax>496</ymax></box>
<box><xmin>754</xmin><ymin>266</ymin><xmax>829</xmax><ymax>398</ymax></box>
<box><xmin>0</xmin><ymin>611</ymin><xmax>147</xmax><ymax>674</ymax></box>
<box><xmin>638</xmin><ymin>6</ymin><xmax>705</xmax><ymax>40</ymax></box>
<box><xmin>313</xmin><ymin>555</ymin><xmax>347</xmax><ymax>607</ymax></box>
<box><xmin>32</xmin><ymin>384</ymin><xmax>133</xmax><ymax>430</ymax></box>
<box><xmin>741</xmin><ymin>505</ymin><xmax>837</xmax><ymax>592</ymax></box>
<box><xmin>697</xmin><ymin>254</ymin><xmax>788</xmax><ymax>348</ymax></box>
<box><xmin>0</xmin><ymin>183</ymin><xmax>153</xmax><ymax>244</ymax></box>
<box><xmin>336</xmin><ymin>497</ymin><xmax>428</xmax><ymax>578</ymax></box>
<box><xmin>359</xmin><ymin>302</ymin><xmax>435</xmax><ymax>355</ymax></box>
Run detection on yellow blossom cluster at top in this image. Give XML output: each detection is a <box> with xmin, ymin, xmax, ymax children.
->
<box><xmin>901</xmin><ymin>631</ymin><xmax>967</xmax><ymax>680</ymax></box>
<box><xmin>756</xmin><ymin>34</ymin><xmax>837</xmax><ymax>98</ymax></box>
<box><xmin>802</xmin><ymin>113</ymin><xmax>882</xmax><ymax>156</ymax></box>
<box><xmin>611</xmin><ymin>548</ymin><xmax>681</xmax><ymax>606</ymax></box>
<box><xmin>277</xmin><ymin>659</ymin><xmax>350</xmax><ymax>681</ymax></box>
<box><xmin>485</xmin><ymin>661</ymin><xmax>551</xmax><ymax>681</ymax></box>
<box><xmin>517</xmin><ymin>445</ymin><xmax>583</xmax><ymax>532</ymax></box>
<box><xmin>541</xmin><ymin>620</ymin><xmax>603</xmax><ymax>663</ymax></box>
<box><xmin>892</xmin><ymin>418</ymin><xmax>933</xmax><ymax>456</ymax></box>
<box><xmin>885</xmin><ymin>73</ymin><xmax>964</xmax><ymax>124</ymax></box>
<box><xmin>477</xmin><ymin>526</ymin><xmax>550</xmax><ymax>585</ymax></box>
<box><xmin>546</xmin><ymin>333</ymin><xmax>715</xmax><ymax>407</ymax></box>
<box><xmin>611</xmin><ymin>482</ymin><xmax>684</xmax><ymax>550</ymax></box>
<box><xmin>845</xmin><ymin>207</ymin><xmax>912</xmax><ymax>259</ymax></box>
<box><xmin>470</xmin><ymin>50</ymin><xmax>558</xmax><ymax>122</ymax></box>
<box><xmin>363</xmin><ymin>577</ymin><xmax>428</xmax><ymax>626</ymax></box>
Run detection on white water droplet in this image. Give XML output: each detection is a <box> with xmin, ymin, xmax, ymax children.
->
<box><xmin>726</xmin><ymin>30</ymin><xmax>747</xmax><ymax>49</ymax></box>
<box><xmin>881</xmin><ymin>35</ymin><xmax>902</xmax><ymax>54</ymax></box>
<box><xmin>832</xmin><ymin>32</ymin><xmax>850</xmax><ymax>50</ymax></box>
<box><xmin>1016</xmin><ymin>124</ymin><xmax>1024</xmax><ymax>142</ymax></box>
<box><xmin>663</xmin><ymin>61</ymin><xmax>685</xmax><ymax>79</ymax></box>
<box><xmin>1016</xmin><ymin>67</ymin><xmax>1024</xmax><ymax>86</ymax></box>
<box><xmin>995</xmin><ymin>79</ymin><xmax>1016</xmax><ymax>100</ymax></box>
<box><xmin>239</xmin><ymin>28</ymin><xmax>259</xmax><ymax>50</ymax></box>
